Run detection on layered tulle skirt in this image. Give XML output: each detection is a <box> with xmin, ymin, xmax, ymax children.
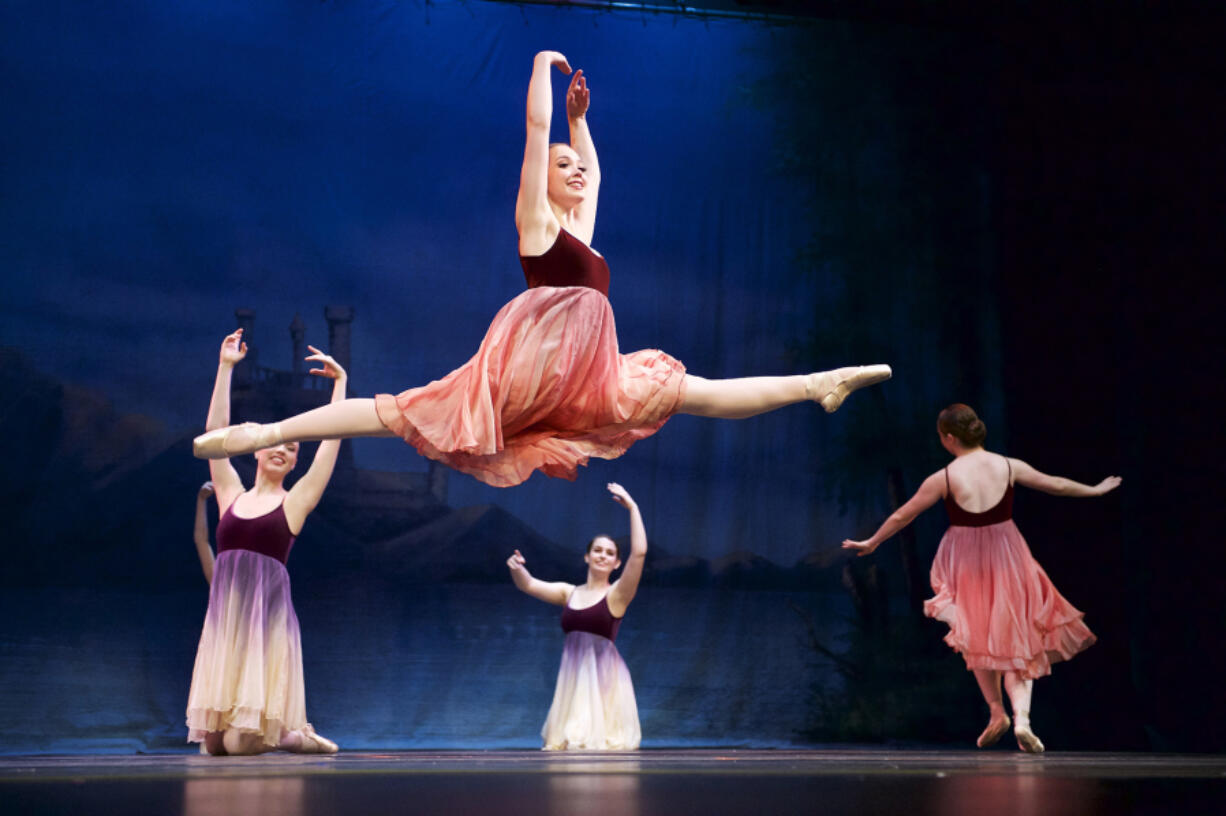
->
<box><xmin>185</xmin><ymin>549</ymin><xmax>307</xmax><ymax>745</ymax></box>
<box><xmin>923</xmin><ymin>520</ymin><xmax>1096</xmax><ymax>679</ymax></box>
<box><xmin>375</xmin><ymin>286</ymin><xmax>687</xmax><ymax>488</ymax></box>
<box><xmin>542</xmin><ymin>631</ymin><xmax>641</xmax><ymax>751</ymax></box>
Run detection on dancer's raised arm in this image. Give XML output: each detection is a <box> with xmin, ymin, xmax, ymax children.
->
<box><xmin>1011</xmin><ymin>460</ymin><xmax>1121</xmax><ymax>497</ymax></box>
<box><xmin>606</xmin><ymin>483</ymin><xmax>646</xmax><ymax>616</ymax></box>
<box><xmin>842</xmin><ymin>472</ymin><xmax>946</xmax><ymax>557</ymax></box>
<box><xmin>516</xmin><ymin>50</ymin><xmax>570</xmax><ymax>255</ymax></box>
<box><xmin>563</xmin><ymin>68</ymin><xmax>600</xmax><ymax>244</ymax></box>
<box><xmin>507</xmin><ymin>549</ymin><xmax>574</xmax><ymax>605</ymax></box>
<box><xmin>205</xmin><ymin>330</ymin><xmax>248</xmax><ymax>513</ymax></box>
<box><xmin>283</xmin><ymin>346</ymin><xmax>348</xmax><ymax>534</ymax></box>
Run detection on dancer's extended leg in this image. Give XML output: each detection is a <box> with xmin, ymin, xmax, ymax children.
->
<box><xmin>194</xmin><ymin>398</ymin><xmax>393</xmax><ymax>459</ymax></box>
<box><xmin>678</xmin><ymin>365</ymin><xmax>891</xmax><ymax>420</ymax></box>
<box><xmin>972</xmin><ymin>669</ymin><xmax>1011</xmax><ymax>748</ymax></box>
<box><xmin>1003</xmin><ymin>671</ymin><xmax>1044</xmax><ymax>753</ymax></box>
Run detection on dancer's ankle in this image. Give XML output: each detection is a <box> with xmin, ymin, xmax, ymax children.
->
<box><xmin>806</xmin><ymin>366</ymin><xmax>891</xmax><ymax>414</ymax></box>
<box><xmin>977</xmin><ymin>711</ymin><xmax>1011</xmax><ymax>748</ymax></box>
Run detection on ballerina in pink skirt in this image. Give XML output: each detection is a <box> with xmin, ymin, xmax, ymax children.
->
<box><xmin>193</xmin><ymin>51</ymin><xmax>890</xmax><ymax>488</ymax></box>
<box><xmin>843</xmin><ymin>403</ymin><xmax>1121</xmax><ymax>752</ymax></box>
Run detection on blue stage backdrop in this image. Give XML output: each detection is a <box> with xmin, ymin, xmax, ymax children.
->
<box><xmin>0</xmin><ymin>1</ymin><xmax>1020</xmax><ymax>752</ymax></box>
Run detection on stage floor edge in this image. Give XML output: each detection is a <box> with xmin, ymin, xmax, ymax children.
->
<box><xmin>2</xmin><ymin>749</ymin><xmax>1224</xmax><ymax>815</ymax></box>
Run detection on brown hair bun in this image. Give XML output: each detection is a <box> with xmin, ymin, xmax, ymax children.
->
<box><xmin>938</xmin><ymin>403</ymin><xmax>987</xmax><ymax>447</ymax></box>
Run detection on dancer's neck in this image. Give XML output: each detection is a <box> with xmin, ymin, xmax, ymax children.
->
<box><xmin>251</xmin><ymin>472</ymin><xmax>287</xmax><ymax>494</ymax></box>
<box><xmin>583</xmin><ymin>573</ymin><xmax>612</xmax><ymax>591</ymax></box>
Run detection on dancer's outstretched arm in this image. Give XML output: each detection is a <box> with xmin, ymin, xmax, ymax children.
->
<box><xmin>507</xmin><ymin>549</ymin><xmax>574</xmax><ymax>606</ymax></box>
<box><xmin>516</xmin><ymin>50</ymin><xmax>570</xmax><ymax>256</ymax></box>
<box><xmin>205</xmin><ymin>330</ymin><xmax>248</xmax><ymax>513</ymax></box>
<box><xmin>606</xmin><ymin>483</ymin><xmax>646</xmax><ymax>617</ymax></box>
<box><xmin>842</xmin><ymin>471</ymin><xmax>945</xmax><ymax>557</ymax></box>
<box><xmin>193</xmin><ymin>481</ymin><xmax>216</xmax><ymax>584</ymax></box>
<box><xmin>564</xmin><ymin>68</ymin><xmax>600</xmax><ymax>244</ymax></box>
<box><xmin>1011</xmin><ymin>460</ymin><xmax>1122</xmax><ymax>497</ymax></box>
<box><xmin>283</xmin><ymin>347</ymin><xmax>348</xmax><ymax>534</ymax></box>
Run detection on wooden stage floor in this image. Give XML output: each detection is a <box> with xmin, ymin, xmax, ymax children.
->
<box><xmin>2</xmin><ymin>749</ymin><xmax>1224</xmax><ymax>815</ymax></box>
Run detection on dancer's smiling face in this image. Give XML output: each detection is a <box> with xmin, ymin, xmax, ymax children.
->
<box><xmin>254</xmin><ymin>442</ymin><xmax>299</xmax><ymax>478</ymax></box>
<box><xmin>584</xmin><ymin>535</ymin><xmax>621</xmax><ymax>574</ymax></box>
<box><xmin>547</xmin><ymin>144</ymin><xmax>588</xmax><ymax>208</ymax></box>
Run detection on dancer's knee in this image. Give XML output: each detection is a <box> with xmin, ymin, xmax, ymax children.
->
<box><xmin>203</xmin><ymin>731</ymin><xmax>227</xmax><ymax>756</ymax></box>
<box><xmin>222</xmin><ymin>728</ymin><xmax>265</xmax><ymax>756</ymax></box>
<box><xmin>675</xmin><ymin>375</ymin><xmax>722</xmax><ymax>417</ymax></box>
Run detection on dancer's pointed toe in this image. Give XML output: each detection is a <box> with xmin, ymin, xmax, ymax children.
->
<box><xmin>287</xmin><ymin>723</ymin><xmax>338</xmax><ymax>755</ymax></box>
<box><xmin>192</xmin><ymin>422</ymin><xmax>281</xmax><ymax>459</ymax></box>
<box><xmin>1014</xmin><ymin>722</ymin><xmax>1045</xmax><ymax>754</ymax></box>
<box><xmin>816</xmin><ymin>364</ymin><xmax>893</xmax><ymax>413</ymax></box>
<box><xmin>976</xmin><ymin>714</ymin><xmax>1011</xmax><ymax>748</ymax></box>
<box><xmin>193</xmin><ymin>426</ymin><xmax>239</xmax><ymax>459</ymax></box>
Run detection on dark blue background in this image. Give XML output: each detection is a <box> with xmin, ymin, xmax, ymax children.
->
<box><xmin>1</xmin><ymin>1</ymin><xmax>1221</xmax><ymax>753</ymax></box>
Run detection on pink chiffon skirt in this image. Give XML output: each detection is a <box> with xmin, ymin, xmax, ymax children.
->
<box><xmin>923</xmin><ymin>520</ymin><xmax>1096</xmax><ymax>679</ymax></box>
<box><xmin>375</xmin><ymin>286</ymin><xmax>687</xmax><ymax>488</ymax></box>
<box><xmin>542</xmin><ymin>631</ymin><xmax>641</xmax><ymax>751</ymax></box>
<box><xmin>185</xmin><ymin>549</ymin><xmax>307</xmax><ymax>745</ymax></box>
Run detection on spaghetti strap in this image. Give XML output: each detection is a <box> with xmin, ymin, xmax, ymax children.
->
<box><xmin>944</xmin><ymin>466</ymin><xmax>951</xmax><ymax>496</ymax></box>
<box><xmin>1005</xmin><ymin>456</ymin><xmax>1012</xmax><ymax>483</ymax></box>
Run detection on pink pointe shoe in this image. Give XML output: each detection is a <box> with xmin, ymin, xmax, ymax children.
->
<box><xmin>192</xmin><ymin>422</ymin><xmax>283</xmax><ymax>459</ymax></box>
<box><xmin>807</xmin><ymin>365</ymin><xmax>893</xmax><ymax>413</ymax></box>
<box><xmin>1014</xmin><ymin>714</ymin><xmax>1045</xmax><ymax>754</ymax></box>
<box><xmin>286</xmin><ymin>723</ymin><xmax>338</xmax><ymax>754</ymax></box>
<box><xmin>976</xmin><ymin>713</ymin><xmax>1011</xmax><ymax>748</ymax></box>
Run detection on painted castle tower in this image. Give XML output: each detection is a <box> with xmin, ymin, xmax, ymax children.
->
<box><xmin>228</xmin><ymin>306</ymin><xmax>449</xmax><ymax>540</ymax></box>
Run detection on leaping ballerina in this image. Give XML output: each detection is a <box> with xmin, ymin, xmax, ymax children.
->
<box><xmin>194</xmin><ymin>51</ymin><xmax>891</xmax><ymax>487</ymax></box>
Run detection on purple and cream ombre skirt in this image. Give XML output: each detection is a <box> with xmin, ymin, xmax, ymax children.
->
<box><xmin>541</xmin><ymin>631</ymin><xmax>641</xmax><ymax>751</ymax></box>
<box><xmin>185</xmin><ymin>549</ymin><xmax>307</xmax><ymax>746</ymax></box>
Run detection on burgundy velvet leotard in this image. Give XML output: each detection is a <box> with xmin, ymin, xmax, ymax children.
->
<box><xmin>215</xmin><ymin>501</ymin><xmax>297</xmax><ymax>565</ymax></box>
<box><xmin>944</xmin><ymin>459</ymin><xmax>1014</xmax><ymax>527</ymax></box>
<box><xmin>520</xmin><ymin>229</ymin><xmax>610</xmax><ymax>297</ymax></box>
<box><xmin>561</xmin><ymin>594</ymin><xmax>622</xmax><ymax>642</ymax></box>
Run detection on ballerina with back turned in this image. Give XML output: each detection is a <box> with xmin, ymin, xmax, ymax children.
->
<box><xmin>843</xmin><ymin>404</ymin><xmax>1121</xmax><ymax>752</ymax></box>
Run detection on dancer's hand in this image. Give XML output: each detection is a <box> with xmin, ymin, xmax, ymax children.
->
<box><xmin>305</xmin><ymin>346</ymin><xmax>347</xmax><ymax>381</ymax></box>
<box><xmin>219</xmin><ymin>329</ymin><xmax>248</xmax><ymax>367</ymax></box>
<box><xmin>507</xmin><ymin>549</ymin><xmax>528</xmax><ymax>572</ymax></box>
<box><xmin>842</xmin><ymin>538</ymin><xmax>879</xmax><ymax>557</ymax></box>
<box><xmin>198</xmin><ymin>481</ymin><xmax>215</xmax><ymax>501</ymax></box>
<box><xmin>566</xmin><ymin>69</ymin><xmax>590</xmax><ymax>119</ymax></box>
<box><xmin>536</xmin><ymin>50</ymin><xmax>572</xmax><ymax>74</ymax></box>
<box><xmin>607</xmin><ymin>482</ymin><xmax>636</xmax><ymax>510</ymax></box>
<box><xmin>1094</xmin><ymin>476</ymin><xmax>1122</xmax><ymax>495</ymax></box>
